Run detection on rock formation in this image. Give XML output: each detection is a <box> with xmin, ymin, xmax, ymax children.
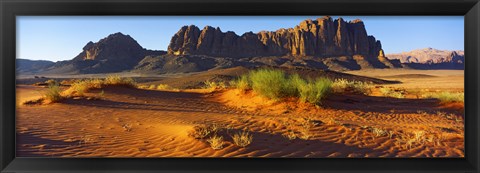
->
<box><xmin>168</xmin><ymin>17</ymin><xmax>384</xmax><ymax>59</ymax></box>
<box><xmin>45</xmin><ymin>32</ymin><xmax>166</xmax><ymax>74</ymax></box>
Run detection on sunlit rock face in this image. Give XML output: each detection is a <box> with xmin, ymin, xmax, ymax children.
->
<box><xmin>168</xmin><ymin>16</ymin><xmax>384</xmax><ymax>59</ymax></box>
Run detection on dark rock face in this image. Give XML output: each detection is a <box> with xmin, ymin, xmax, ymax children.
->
<box><xmin>168</xmin><ymin>17</ymin><xmax>384</xmax><ymax>59</ymax></box>
<box><xmin>448</xmin><ymin>51</ymin><xmax>465</xmax><ymax>64</ymax></box>
<box><xmin>45</xmin><ymin>32</ymin><xmax>166</xmax><ymax>74</ymax></box>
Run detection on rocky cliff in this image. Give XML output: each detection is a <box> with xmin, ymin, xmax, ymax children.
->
<box><xmin>168</xmin><ymin>17</ymin><xmax>384</xmax><ymax>59</ymax></box>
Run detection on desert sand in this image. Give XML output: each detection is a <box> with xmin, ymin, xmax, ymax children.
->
<box><xmin>16</xmin><ymin>69</ymin><xmax>464</xmax><ymax>158</ymax></box>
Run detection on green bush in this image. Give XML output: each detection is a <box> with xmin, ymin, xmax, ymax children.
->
<box><xmin>249</xmin><ymin>69</ymin><xmax>291</xmax><ymax>100</ymax></box>
<box><xmin>297</xmin><ymin>78</ymin><xmax>332</xmax><ymax>104</ymax></box>
<box><xmin>231</xmin><ymin>69</ymin><xmax>332</xmax><ymax>104</ymax></box>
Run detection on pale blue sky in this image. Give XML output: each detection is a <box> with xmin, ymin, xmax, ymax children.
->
<box><xmin>17</xmin><ymin>16</ymin><xmax>464</xmax><ymax>62</ymax></box>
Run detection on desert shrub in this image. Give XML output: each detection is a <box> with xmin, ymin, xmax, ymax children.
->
<box><xmin>207</xmin><ymin>135</ymin><xmax>224</xmax><ymax>150</ymax></box>
<box><xmin>188</xmin><ymin>124</ymin><xmax>213</xmax><ymax>139</ymax></box>
<box><xmin>332</xmin><ymin>78</ymin><xmax>372</xmax><ymax>95</ymax></box>
<box><xmin>204</xmin><ymin>80</ymin><xmax>226</xmax><ymax>90</ymax></box>
<box><xmin>424</xmin><ymin>92</ymin><xmax>464</xmax><ymax>103</ymax></box>
<box><xmin>45</xmin><ymin>79</ymin><xmax>58</xmax><ymax>86</ymax></box>
<box><xmin>104</xmin><ymin>75</ymin><xmax>136</xmax><ymax>87</ymax></box>
<box><xmin>231</xmin><ymin>131</ymin><xmax>253</xmax><ymax>147</ymax></box>
<box><xmin>371</xmin><ymin>127</ymin><xmax>388</xmax><ymax>138</ymax></box>
<box><xmin>88</xmin><ymin>78</ymin><xmax>104</xmax><ymax>88</ymax></box>
<box><xmin>298</xmin><ymin>127</ymin><xmax>312</xmax><ymax>140</ymax></box>
<box><xmin>68</xmin><ymin>80</ymin><xmax>89</xmax><ymax>96</ymax></box>
<box><xmin>297</xmin><ymin>78</ymin><xmax>332</xmax><ymax>104</ymax></box>
<box><xmin>148</xmin><ymin>84</ymin><xmax>156</xmax><ymax>90</ymax></box>
<box><xmin>286</xmin><ymin>74</ymin><xmax>305</xmax><ymax>96</ymax></box>
<box><xmin>249</xmin><ymin>69</ymin><xmax>291</xmax><ymax>100</ymax></box>
<box><xmin>395</xmin><ymin>130</ymin><xmax>438</xmax><ymax>149</ymax></box>
<box><xmin>230</xmin><ymin>74</ymin><xmax>250</xmax><ymax>91</ymax></box>
<box><xmin>44</xmin><ymin>84</ymin><xmax>63</xmax><ymax>103</ymax></box>
<box><xmin>283</xmin><ymin>131</ymin><xmax>297</xmax><ymax>140</ymax></box>
<box><xmin>156</xmin><ymin>84</ymin><xmax>171</xmax><ymax>90</ymax></box>
<box><xmin>379</xmin><ymin>87</ymin><xmax>405</xmax><ymax>99</ymax></box>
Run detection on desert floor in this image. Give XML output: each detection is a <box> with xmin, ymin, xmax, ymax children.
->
<box><xmin>16</xmin><ymin>69</ymin><xmax>464</xmax><ymax>157</ymax></box>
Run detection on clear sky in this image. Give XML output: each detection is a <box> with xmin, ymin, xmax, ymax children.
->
<box><xmin>17</xmin><ymin>16</ymin><xmax>464</xmax><ymax>62</ymax></box>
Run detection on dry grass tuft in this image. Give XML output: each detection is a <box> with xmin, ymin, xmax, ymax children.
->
<box><xmin>44</xmin><ymin>84</ymin><xmax>64</xmax><ymax>103</ymax></box>
<box><xmin>204</xmin><ymin>80</ymin><xmax>227</xmax><ymax>90</ymax></box>
<box><xmin>283</xmin><ymin>131</ymin><xmax>297</xmax><ymax>140</ymax></box>
<box><xmin>188</xmin><ymin>124</ymin><xmax>213</xmax><ymax>139</ymax></box>
<box><xmin>207</xmin><ymin>135</ymin><xmax>224</xmax><ymax>150</ymax></box>
<box><xmin>63</xmin><ymin>76</ymin><xmax>136</xmax><ymax>97</ymax></box>
<box><xmin>424</xmin><ymin>91</ymin><xmax>464</xmax><ymax>103</ymax></box>
<box><xmin>231</xmin><ymin>131</ymin><xmax>253</xmax><ymax>147</ymax></box>
<box><xmin>156</xmin><ymin>84</ymin><xmax>172</xmax><ymax>90</ymax></box>
<box><xmin>332</xmin><ymin>78</ymin><xmax>372</xmax><ymax>95</ymax></box>
<box><xmin>379</xmin><ymin>87</ymin><xmax>405</xmax><ymax>98</ymax></box>
<box><xmin>371</xmin><ymin>127</ymin><xmax>388</xmax><ymax>138</ymax></box>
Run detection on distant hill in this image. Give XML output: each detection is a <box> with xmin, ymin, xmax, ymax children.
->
<box><xmin>386</xmin><ymin>48</ymin><xmax>464</xmax><ymax>70</ymax></box>
<box><xmin>16</xmin><ymin>59</ymin><xmax>55</xmax><ymax>74</ymax></box>
<box><xmin>387</xmin><ymin>48</ymin><xmax>464</xmax><ymax>64</ymax></box>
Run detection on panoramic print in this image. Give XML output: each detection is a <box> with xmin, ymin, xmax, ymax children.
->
<box><xmin>16</xmin><ymin>16</ymin><xmax>464</xmax><ymax>157</ymax></box>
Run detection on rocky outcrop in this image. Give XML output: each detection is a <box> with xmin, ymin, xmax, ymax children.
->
<box><xmin>45</xmin><ymin>32</ymin><xmax>166</xmax><ymax>74</ymax></box>
<box><xmin>168</xmin><ymin>17</ymin><xmax>384</xmax><ymax>59</ymax></box>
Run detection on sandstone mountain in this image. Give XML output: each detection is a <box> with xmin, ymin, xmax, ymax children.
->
<box><xmin>42</xmin><ymin>33</ymin><xmax>166</xmax><ymax>74</ymax></box>
<box><xmin>168</xmin><ymin>17</ymin><xmax>383</xmax><ymax>59</ymax></box>
<box><xmin>386</xmin><ymin>48</ymin><xmax>464</xmax><ymax>64</ymax></box>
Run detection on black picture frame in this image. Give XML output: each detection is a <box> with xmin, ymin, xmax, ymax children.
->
<box><xmin>1</xmin><ymin>0</ymin><xmax>479</xmax><ymax>172</ymax></box>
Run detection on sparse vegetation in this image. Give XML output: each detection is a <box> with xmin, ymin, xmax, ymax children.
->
<box><xmin>424</xmin><ymin>91</ymin><xmax>464</xmax><ymax>103</ymax></box>
<box><xmin>379</xmin><ymin>87</ymin><xmax>405</xmax><ymax>98</ymax></box>
<box><xmin>204</xmin><ymin>80</ymin><xmax>227</xmax><ymax>90</ymax></box>
<box><xmin>231</xmin><ymin>131</ymin><xmax>253</xmax><ymax>147</ymax></box>
<box><xmin>332</xmin><ymin>78</ymin><xmax>372</xmax><ymax>95</ymax></box>
<box><xmin>156</xmin><ymin>84</ymin><xmax>172</xmax><ymax>90</ymax></box>
<box><xmin>103</xmin><ymin>75</ymin><xmax>137</xmax><ymax>87</ymax></box>
<box><xmin>63</xmin><ymin>76</ymin><xmax>136</xmax><ymax>97</ymax></box>
<box><xmin>207</xmin><ymin>135</ymin><xmax>224</xmax><ymax>150</ymax></box>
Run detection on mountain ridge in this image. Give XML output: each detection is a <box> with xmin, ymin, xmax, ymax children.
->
<box><xmin>17</xmin><ymin>17</ymin><xmax>464</xmax><ymax>75</ymax></box>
